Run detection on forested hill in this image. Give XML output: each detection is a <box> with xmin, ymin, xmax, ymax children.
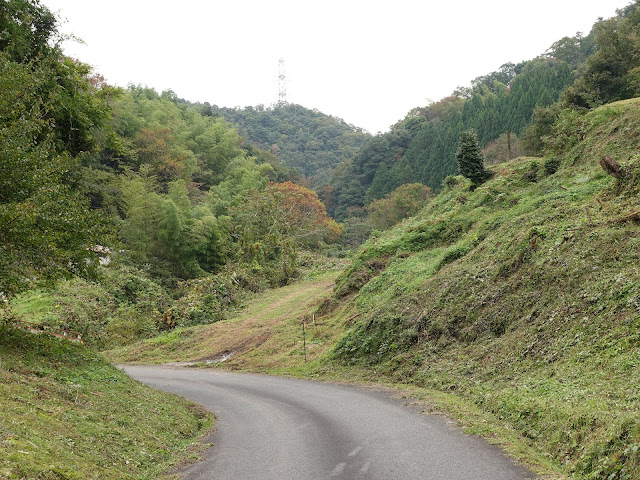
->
<box><xmin>327</xmin><ymin>57</ymin><xmax>576</xmax><ymax>221</ymax></box>
<box><xmin>187</xmin><ymin>102</ymin><xmax>370</xmax><ymax>187</ymax></box>
<box><xmin>326</xmin><ymin>2</ymin><xmax>640</xmax><ymax>221</ymax></box>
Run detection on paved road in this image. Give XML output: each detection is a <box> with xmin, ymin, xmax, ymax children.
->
<box><xmin>123</xmin><ymin>366</ymin><xmax>535</xmax><ymax>480</ymax></box>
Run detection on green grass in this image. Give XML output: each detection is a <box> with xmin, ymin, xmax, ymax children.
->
<box><xmin>326</xmin><ymin>99</ymin><xmax>640</xmax><ymax>480</ymax></box>
<box><xmin>10</xmin><ymin>290</ymin><xmax>58</xmax><ymax>324</ymax></box>
<box><xmin>0</xmin><ymin>324</ymin><xmax>213</xmax><ymax>480</ymax></box>
<box><xmin>105</xmin><ymin>271</ymin><xmax>344</xmax><ymax>370</ymax></box>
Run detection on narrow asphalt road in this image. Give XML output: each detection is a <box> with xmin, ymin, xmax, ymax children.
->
<box><xmin>123</xmin><ymin>366</ymin><xmax>535</xmax><ymax>480</ymax></box>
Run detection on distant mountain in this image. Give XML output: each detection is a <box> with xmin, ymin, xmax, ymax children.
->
<box><xmin>191</xmin><ymin>102</ymin><xmax>370</xmax><ymax>187</ymax></box>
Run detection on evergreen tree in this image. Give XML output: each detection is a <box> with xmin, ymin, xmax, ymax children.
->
<box><xmin>456</xmin><ymin>130</ymin><xmax>490</xmax><ymax>187</ymax></box>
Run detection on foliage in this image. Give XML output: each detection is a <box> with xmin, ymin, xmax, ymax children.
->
<box><xmin>90</xmin><ymin>88</ymin><xmax>341</xmax><ymax>293</ymax></box>
<box><xmin>483</xmin><ymin>131</ymin><xmax>522</xmax><ymax>165</ymax></box>
<box><xmin>329</xmin><ymin>56</ymin><xmax>575</xmax><ymax>219</ymax></box>
<box><xmin>0</xmin><ymin>0</ymin><xmax>56</xmax><ymax>63</ymax></box>
<box><xmin>562</xmin><ymin>2</ymin><xmax>640</xmax><ymax>109</ymax></box>
<box><xmin>328</xmin><ymin>5</ymin><xmax>640</xmax><ymax>217</ymax></box>
<box><xmin>456</xmin><ymin>130</ymin><xmax>491</xmax><ymax>186</ymax></box>
<box><xmin>367</xmin><ymin>183</ymin><xmax>433</xmax><ymax>231</ymax></box>
<box><xmin>543</xmin><ymin>157</ymin><xmax>561</xmax><ymax>175</ymax></box>
<box><xmin>224</xmin><ymin>181</ymin><xmax>342</xmax><ymax>286</ymax></box>
<box><xmin>0</xmin><ymin>0</ymin><xmax>112</xmax><ymax>298</ymax></box>
<box><xmin>202</xmin><ymin>102</ymin><xmax>370</xmax><ymax>187</ymax></box>
<box><xmin>103</xmin><ymin>86</ymin><xmax>246</xmax><ymax>192</ymax></box>
<box><xmin>9</xmin><ymin>262</ymin><xmax>170</xmax><ymax>348</ymax></box>
<box><xmin>162</xmin><ymin>272</ymin><xmax>242</xmax><ymax>329</ymax></box>
<box><xmin>524</xmin><ymin>3</ymin><xmax>640</xmax><ymax>154</ymax></box>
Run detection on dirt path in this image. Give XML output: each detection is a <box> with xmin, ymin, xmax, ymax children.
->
<box><xmin>109</xmin><ymin>274</ymin><xmax>339</xmax><ymax>366</ymax></box>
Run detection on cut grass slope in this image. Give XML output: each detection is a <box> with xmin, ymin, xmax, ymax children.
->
<box><xmin>329</xmin><ymin>99</ymin><xmax>640</xmax><ymax>480</ymax></box>
<box><xmin>0</xmin><ymin>325</ymin><xmax>212</xmax><ymax>480</ymax></box>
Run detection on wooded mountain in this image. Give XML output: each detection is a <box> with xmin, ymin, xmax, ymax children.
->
<box><xmin>326</xmin><ymin>2</ymin><xmax>640</xmax><ymax>221</ymax></box>
<box><xmin>327</xmin><ymin>57</ymin><xmax>575</xmax><ymax>220</ymax></box>
<box><xmin>189</xmin><ymin>102</ymin><xmax>370</xmax><ymax>187</ymax></box>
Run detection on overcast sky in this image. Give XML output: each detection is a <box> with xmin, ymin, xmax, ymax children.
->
<box><xmin>44</xmin><ymin>0</ymin><xmax>631</xmax><ymax>133</ymax></box>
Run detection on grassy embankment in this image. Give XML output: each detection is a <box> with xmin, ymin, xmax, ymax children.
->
<box><xmin>0</xmin><ymin>325</ymin><xmax>213</xmax><ymax>480</ymax></box>
<box><xmin>324</xmin><ymin>99</ymin><xmax>640</xmax><ymax>480</ymax></box>
<box><xmin>110</xmin><ymin>98</ymin><xmax>640</xmax><ymax>480</ymax></box>
<box><xmin>106</xmin><ymin>271</ymin><xmax>342</xmax><ymax>370</ymax></box>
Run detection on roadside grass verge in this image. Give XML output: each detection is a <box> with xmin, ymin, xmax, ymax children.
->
<box><xmin>0</xmin><ymin>325</ymin><xmax>213</xmax><ymax>480</ymax></box>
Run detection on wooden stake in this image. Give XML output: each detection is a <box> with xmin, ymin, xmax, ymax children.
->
<box><xmin>302</xmin><ymin>321</ymin><xmax>307</xmax><ymax>362</ymax></box>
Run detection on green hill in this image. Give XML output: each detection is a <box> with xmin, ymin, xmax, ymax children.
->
<box><xmin>194</xmin><ymin>102</ymin><xmax>370</xmax><ymax>186</ymax></box>
<box><xmin>329</xmin><ymin>98</ymin><xmax>640</xmax><ymax>480</ymax></box>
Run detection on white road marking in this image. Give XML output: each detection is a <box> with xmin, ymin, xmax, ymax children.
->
<box><xmin>330</xmin><ymin>462</ymin><xmax>346</xmax><ymax>476</ymax></box>
<box><xmin>348</xmin><ymin>446</ymin><xmax>363</xmax><ymax>457</ymax></box>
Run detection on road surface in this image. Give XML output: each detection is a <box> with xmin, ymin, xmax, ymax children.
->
<box><xmin>123</xmin><ymin>365</ymin><xmax>535</xmax><ymax>480</ymax></box>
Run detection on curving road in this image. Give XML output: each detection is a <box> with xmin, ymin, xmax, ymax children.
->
<box><xmin>123</xmin><ymin>366</ymin><xmax>535</xmax><ymax>480</ymax></box>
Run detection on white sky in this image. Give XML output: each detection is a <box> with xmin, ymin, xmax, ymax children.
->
<box><xmin>44</xmin><ymin>0</ymin><xmax>631</xmax><ymax>134</ymax></box>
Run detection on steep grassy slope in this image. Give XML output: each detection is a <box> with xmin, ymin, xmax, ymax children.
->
<box><xmin>329</xmin><ymin>98</ymin><xmax>640</xmax><ymax>480</ymax></box>
<box><xmin>0</xmin><ymin>325</ymin><xmax>212</xmax><ymax>480</ymax></box>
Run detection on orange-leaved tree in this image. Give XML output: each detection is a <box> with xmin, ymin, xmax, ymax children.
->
<box><xmin>267</xmin><ymin>181</ymin><xmax>342</xmax><ymax>247</ymax></box>
<box><xmin>228</xmin><ymin>181</ymin><xmax>342</xmax><ymax>285</ymax></box>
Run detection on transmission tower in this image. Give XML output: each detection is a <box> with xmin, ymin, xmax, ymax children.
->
<box><xmin>278</xmin><ymin>58</ymin><xmax>287</xmax><ymax>105</ymax></box>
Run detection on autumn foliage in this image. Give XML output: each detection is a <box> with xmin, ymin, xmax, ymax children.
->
<box><xmin>267</xmin><ymin>181</ymin><xmax>343</xmax><ymax>246</ymax></box>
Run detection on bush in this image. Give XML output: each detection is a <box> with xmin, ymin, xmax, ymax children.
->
<box><xmin>543</xmin><ymin>157</ymin><xmax>561</xmax><ymax>175</ymax></box>
<box><xmin>443</xmin><ymin>175</ymin><xmax>461</xmax><ymax>188</ymax></box>
<box><xmin>437</xmin><ymin>244</ymin><xmax>471</xmax><ymax>271</ymax></box>
<box><xmin>523</xmin><ymin>161</ymin><xmax>539</xmax><ymax>182</ymax></box>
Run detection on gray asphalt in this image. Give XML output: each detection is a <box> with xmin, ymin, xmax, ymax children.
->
<box><xmin>122</xmin><ymin>365</ymin><xmax>535</xmax><ymax>480</ymax></box>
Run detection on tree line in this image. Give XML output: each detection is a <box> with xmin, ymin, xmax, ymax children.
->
<box><xmin>0</xmin><ymin>0</ymin><xmax>344</xmax><ymax>344</ymax></box>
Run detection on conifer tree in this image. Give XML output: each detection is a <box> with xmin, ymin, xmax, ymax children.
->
<box><xmin>456</xmin><ymin>129</ymin><xmax>491</xmax><ymax>187</ymax></box>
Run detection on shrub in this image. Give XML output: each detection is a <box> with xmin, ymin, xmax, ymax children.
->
<box><xmin>543</xmin><ymin>157</ymin><xmax>561</xmax><ymax>175</ymax></box>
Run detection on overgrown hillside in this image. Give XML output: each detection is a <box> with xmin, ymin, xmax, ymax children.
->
<box><xmin>188</xmin><ymin>102</ymin><xmax>369</xmax><ymax>187</ymax></box>
<box><xmin>0</xmin><ymin>325</ymin><xmax>212</xmax><ymax>479</ymax></box>
<box><xmin>328</xmin><ymin>98</ymin><xmax>640</xmax><ymax>479</ymax></box>
<box><xmin>327</xmin><ymin>1</ymin><xmax>640</xmax><ymax>223</ymax></box>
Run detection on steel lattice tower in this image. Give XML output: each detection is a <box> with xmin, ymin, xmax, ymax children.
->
<box><xmin>278</xmin><ymin>58</ymin><xmax>287</xmax><ymax>105</ymax></box>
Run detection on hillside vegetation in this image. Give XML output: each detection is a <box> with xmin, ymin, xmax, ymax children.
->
<box><xmin>110</xmin><ymin>98</ymin><xmax>640</xmax><ymax>480</ymax></box>
<box><xmin>328</xmin><ymin>98</ymin><xmax>640</xmax><ymax>479</ymax></box>
<box><xmin>200</xmin><ymin>103</ymin><xmax>370</xmax><ymax>186</ymax></box>
<box><xmin>327</xmin><ymin>2</ymin><xmax>640</xmax><ymax>226</ymax></box>
<box><xmin>0</xmin><ymin>325</ymin><xmax>212</xmax><ymax>479</ymax></box>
